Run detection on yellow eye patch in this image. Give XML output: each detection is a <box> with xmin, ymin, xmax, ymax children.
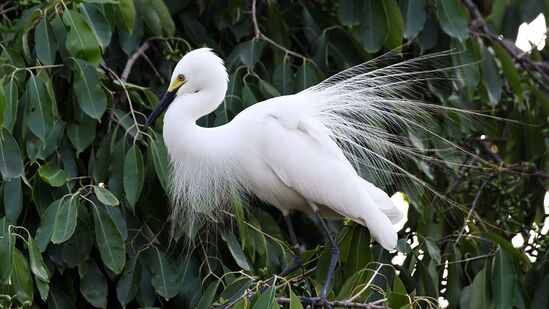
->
<box><xmin>168</xmin><ymin>79</ymin><xmax>185</xmax><ymax>92</ymax></box>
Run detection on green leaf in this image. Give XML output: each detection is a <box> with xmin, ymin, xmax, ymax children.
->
<box><xmin>135</xmin><ymin>0</ymin><xmax>175</xmax><ymax>36</ymax></box>
<box><xmin>118</xmin><ymin>0</ymin><xmax>136</xmax><ymax>32</ymax></box>
<box><xmin>295</xmin><ymin>62</ymin><xmax>320</xmax><ymax>92</ymax></box>
<box><xmin>259</xmin><ymin>79</ymin><xmax>281</xmax><ymax>98</ymax></box>
<box><xmin>0</xmin><ymin>128</ymin><xmax>23</xmax><ymax>179</ymax></box>
<box><xmin>123</xmin><ymin>144</ymin><xmax>144</xmax><ymax>207</ymax></box>
<box><xmin>94</xmin><ymin>185</ymin><xmax>119</xmax><ymax>206</ymax></box>
<box><xmin>469</xmin><ymin>267</ymin><xmax>492</xmax><ymax>309</ymax></box>
<box><xmin>388</xmin><ymin>291</ymin><xmax>410</xmax><ymax>309</ymax></box>
<box><xmin>12</xmin><ymin>249</ymin><xmax>33</xmax><ymax>303</ymax></box>
<box><xmin>26</xmin><ymin>74</ymin><xmax>54</xmax><ymax>144</ymax></box>
<box><xmin>222</xmin><ymin>232</ymin><xmax>252</xmax><ymax>271</ymax></box>
<box><xmin>344</xmin><ymin>226</ymin><xmax>372</xmax><ymax>279</ymax></box>
<box><xmin>417</xmin><ymin>9</ymin><xmax>438</xmax><ymax>51</ymax></box>
<box><xmin>67</xmin><ymin>115</ymin><xmax>97</xmax><ymax>155</ymax></box>
<box><xmin>38</xmin><ymin>161</ymin><xmax>68</xmax><ymax>187</ymax></box>
<box><xmin>4</xmin><ymin>177</ymin><xmax>22</xmax><ymax>223</ymax></box>
<box><xmin>382</xmin><ymin>0</ymin><xmax>404</xmax><ymax>51</ymax></box>
<box><xmin>400</xmin><ymin>0</ymin><xmax>426</xmax><ymax>39</ymax></box>
<box><xmin>116</xmin><ymin>257</ymin><xmax>141</xmax><ymax>308</ymax></box>
<box><xmin>35</xmin><ymin>199</ymin><xmax>62</xmax><ymax>251</ymax></box>
<box><xmin>28</xmin><ymin>236</ymin><xmax>50</xmax><ymax>282</ymax></box>
<box><xmin>80</xmin><ymin>260</ymin><xmax>108</xmax><ymax>308</ymax></box>
<box><xmin>424</xmin><ymin>239</ymin><xmax>441</xmax><ymax>264</ymax></box>
<box><xmin>35</xmin><ymin>17</ymin><xmax>57</xmax><ymax>65</ymax></box>
<box><xmin>3</xmin><ymin>80</ymin><xmax>19</xmax><ymax>132</ymax></box>
<box><xmin>150</xmin><ymin>248</ymin><xmax>179</xmax><ymax>300</ymax></box>
<box><xmin>36</xmin><ymin>277</ymin><xmax>49</xmax><ymax>301</ymax></box>
<box><xmin>150</xmin><ymin>132</ymin><xmax>170</xmax><ymax>193</ymax></box>
<box><xmin>51</xmin><ymin>195</ymin><xmax>78</xmax><ymax>243</ymax></box>
<box><xmin>92</xmin><ymin>203</ymin><xmax>126</xmax><ymax>273</ymax></box>
<box><xmin>196</xmin><ymin>280</ymin><xmax>219</xmax><ymax>309</ymax></box>
<box><xmin>79</xmin><ymin>3</ymin><xmax>112</xmax><ymax>49</ymax></box>
<box><xmin>272</xmin><ymin>62</ymin><xmax>294</xmax><ymax>95</ymax></box>
<box><xmin>61</xmin><ymin>209</ymin><xmax>93</xmax><ymax>268</ymax></box>
<box><xmin>338</xmin><ymin>0</ymin><xmax>363</xmax><ymax>26</ymax></box>
<box><xmin>288</xmin><ymin>285</ymin><xmax>303</xmax><ymax>309</ymax></box>
<box><xmin>493</xmin><ymin>42</ymin><xmax>522</xmax><ymax>97</ymax></box>
<box><xmin>219</xmin><ymin>278</ymin><xmax>253</xmax><ymax>305</ymax></box>
<box><xmin>492</xmin><ymin>249</ymin><xmax>517</xmax><ymax>309</ymax></box>
<box><xmin>0</xmin><ymin>77</ymin><xmax>6</xmax><ymax>128</ymax></box>
<box><xmin>253</xmin><ymin>284</ymin><xmax>276</xmax><ymax>309</ymax></box>
<box><xmin>436</xmin><ymin>0</ymin><xmax>469</xmax><ymax>41</ymax></box>
<box><xmin>480</xmin><ymin>45</ymin><xmax>503</xmax><ymax>105</ymax></box>
<box><xmin>359</xmin><ymin>0</ymin><xmax>388</xmax><ymax>53</ymax></box>
<box><xmin>62</xmin><ymin>9</ymin><xmax>101</xmax><ymax>65</ymax></box>
<box><xmin>239</xmin><ymin>40</ymin><xmax>263</xmax><ymax>69</ymax></box>
<box><xmin>0</xmin><ymin>231</ymin><xmax>14</xmax><ymax>284</ymax></box>
<box><xmin>71</xmin><ymin>58</ymin><xmax>107</xmax><ymax>119</ymax></box>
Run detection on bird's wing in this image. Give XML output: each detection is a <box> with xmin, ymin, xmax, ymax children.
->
<box><xmin>296</xmin><ymin>115</ymin><xmax>354</xmax><ymax>170</ymax></box>
<box><xmin>261</xmin><ymin>114</ymin><xmax>399</xmax><ymax>249</ymax></box>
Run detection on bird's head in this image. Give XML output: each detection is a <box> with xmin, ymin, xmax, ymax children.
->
<box><xmin>144</xmin><ymin>48</ymin><xmax>228</xmax><ymax>129</ymax></box>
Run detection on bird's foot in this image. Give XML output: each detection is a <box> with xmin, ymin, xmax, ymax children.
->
<box><xmin>297</xmin><ymin>296</ymin><xmax>332</xmax><ymax>309</ymax></box>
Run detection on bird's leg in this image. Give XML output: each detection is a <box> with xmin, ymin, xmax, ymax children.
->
<box><xmin>278</xmin><ymin>214</ymin><xmax>303</xmax><ymax>276</ymax></box>
<box><xmin>259</xmin><ymin>214</ymin><xmax>302</xmax><ymax>293</ymax></box>
<box><xmin>315</xmin><ymin>210</ymin><xmax>339</xmax><ymax>307</ymax></box>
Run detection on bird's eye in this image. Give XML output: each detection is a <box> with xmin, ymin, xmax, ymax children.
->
<box><xmin>177</xmin><ymin>74</ymin><xmax>185</xmax><ymax>81</ymax></box>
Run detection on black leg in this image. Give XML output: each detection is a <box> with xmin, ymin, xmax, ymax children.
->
<box><xmin>315</xmin><ymin>210</ymin><xmax>339</xmax><ymax>302</ymax></box>
<box><xmin>278</xmin><ymin>214</ymin><xmax>303</xmax><ymax>277</ymax></box>
<box><xmin>259</xmin><ymin>214</ymin><xmax>303</xmax><ymax>293</ymax></box>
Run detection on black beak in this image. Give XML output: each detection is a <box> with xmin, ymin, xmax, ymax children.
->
<box><xmin>144</xmin><ymin>89</ymin><xmax>178</xmax><ymax>130</ymax></box>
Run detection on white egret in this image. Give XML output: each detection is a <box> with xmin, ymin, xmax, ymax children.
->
<box><xmin>144</xmin><ymin>48</ymin><xmax>466</xmax><ymax>304</ymax></box>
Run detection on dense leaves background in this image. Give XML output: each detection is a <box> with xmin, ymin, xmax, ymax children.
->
<box><xmin>0</xmin><ymin>0</ymin><xmax>548</xmax><ymax>308</ymax></box>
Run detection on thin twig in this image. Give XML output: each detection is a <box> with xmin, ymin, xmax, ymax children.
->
<box><xmin>275</xmin><ymin>297</ymin><xmax>388</xmax><ymax>308</ymax></box>
<box><xmin>444</xmin><ymin>252</ymin><xmax>496</xmax><ymax>265</ymax></box>
<box><xmin>250</xmin><ymin>0</ymin><xmax>307</xmax><ymax>60</ymax></box>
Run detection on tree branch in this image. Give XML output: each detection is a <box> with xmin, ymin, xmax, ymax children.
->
<box><xmin>275</xmin><ymin>297</ymin><xmax>388</xmax><ymax>309</ymax></box>
<box><xmin>121</xmin><ymin>36</ymin><xmax>166</xmax><ymax>83</ymax></box>
<box><xmin>461</xmin><ymin>0</ymin><xmax>549</xmax><ymax>92</ymax></box>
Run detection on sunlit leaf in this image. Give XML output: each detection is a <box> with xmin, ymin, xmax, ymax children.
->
<box><xmin>62</xmin><ymin>9</ymin><xmax>101</xmax><ymax>65</ymax></box>
<box><xmin>38</xmin><ymin>161</ymin><xmax>68</xmax><ymax>187</ymax></box>
<box><xmin>94</xmin><ymin>185</ymin><xmax>120</xmax><ymax>206</ymax></box>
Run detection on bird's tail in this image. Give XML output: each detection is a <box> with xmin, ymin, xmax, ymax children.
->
<box><xmin>356</xmin><ymin>189</ymin><xmax>399</xmax><ymax>250</ymax></box>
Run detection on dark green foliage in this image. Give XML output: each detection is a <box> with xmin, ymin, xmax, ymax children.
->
<box><xmin>0</xmin><ymin>0</ymin><xmax>548</xmax><ymax>308</ymax></box>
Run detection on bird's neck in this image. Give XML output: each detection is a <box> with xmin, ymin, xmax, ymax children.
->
<box><xmin>162</xmin><ymin>90</ymin><xmax>238</xmax><ymax>162</ymax></box>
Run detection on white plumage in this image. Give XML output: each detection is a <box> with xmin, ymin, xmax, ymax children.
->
<box><xmin>146</xmin><ymin>48</ymin><xmax>467</xmax><ymax>251</ymax></box>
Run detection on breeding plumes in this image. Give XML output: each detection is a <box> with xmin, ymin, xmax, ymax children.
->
<box><xmin>144</xmin><ymin>48</ymin><xmax>480</xmax><ymax>302</ymax></box>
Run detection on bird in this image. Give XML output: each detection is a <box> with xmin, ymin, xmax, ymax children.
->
<box><xmin>144</xmin><ymin>47</ymin><xmax>460</xmax><ymax>303</ymax></box>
